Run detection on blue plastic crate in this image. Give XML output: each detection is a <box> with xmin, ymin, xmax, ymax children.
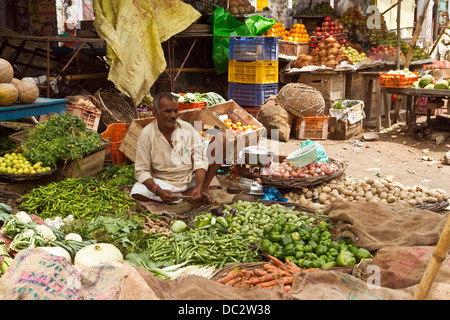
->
<box><xmin>228</xmin><ymin>82</ymin><xmax>278</xmax><ymax>107</ymax></box>
<box><xmin>229</xmin><ymin>36</ymin><xmax>279</xmax><ymax>61</ymax></box>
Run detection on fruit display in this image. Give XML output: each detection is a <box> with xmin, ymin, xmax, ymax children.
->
<box><xmin>340</xmin><ymin>7</ymin><xmax>387</xmax><ymax>46</ymax></box>
<box><xmin>366</xmin><ymin>45</ymin><xmax>405</xmax><ymax>61</ymax></box>
<box><xmin>223</xmin><ymin>118</ymin><xmax>258</xmax><ymax>135</ymax></box>
<box><xmin>295</xmin><ymin>36</ymin><xmax>348</xmax><ymax>68</ymax></box>
<box><xmin>262</xmin><ymin>21</ymin><xmax>288</xmax><ymax>37</ymax></box>
<box><xmin>412</xmin><ymin>74</ymin><xmax>450</xmax><ymax>89</ymax></box>
<box><xmin>342</xmin><ymin>46</ymin><xmax>367</xmax><ymax>64</ymax></box>
<box><xmin>296</xmin><ymin>1</ymin><xmax>338</xmax><ymax>17</ymax></box>
<box><xmin>282</xmin><ymin>23</ymin><xmax>310</xmax><ymax>43</ymax></box>
<box><xmin>380</xmin><ymin>68</ymin><xmax>418</xmax><ymax>88</ymax></box>
<box><xmin>400</xmin><ymin>43</ymin><xmax>431</xmax><ymax>61</ymax></box>
<box><xmin>309</xmin><ymin>16</ymin><xmax>348</xmax><ymax>49</ymax></box>
<box><xmin>0</xmin><ymin>152</ymin><xmax>52</xmax><ymax>175</ymax></box>
<box><xmin>218</xmin><ymin>0</ymin><xmax>255</xmax><ymax>15</ymax></box>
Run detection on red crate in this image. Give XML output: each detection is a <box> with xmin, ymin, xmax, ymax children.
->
<box><xmin>379</xmin><ymin>72</ymin><xmax>419</xmax><ymax>88</ymax></box>
<box><xmin>178</xmin><ymin>101</ymin><xmax>206</xmax><ymax>111</ymax></box>
<box><xmin>101</xmin><ymin>123</ymin><xmax>128</xmax><ymax>164</ymax></box>
<box><xmin>66</xmin><ymin>104</ymin><xmax>101</xmax><ymax>131</ymax></box>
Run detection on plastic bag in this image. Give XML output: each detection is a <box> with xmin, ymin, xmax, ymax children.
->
<box><xmin>300</xmin><ymin>140</ymin><xmax>329</xmax><ymax>163</ymax></box>
<box><xmin>208</xmin><ymin>7</ymin><xmax>275</xmax><ymax>74</ymax></box>
<box><xmin>261</xmin><ymin>187</ymin><xmax>287</xmax><ymax>202</ymax></box>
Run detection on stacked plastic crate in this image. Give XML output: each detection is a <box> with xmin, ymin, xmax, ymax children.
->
<box><xmin>227</xmin><ymin>36</ymin><xmax>279</xmax><ymax>117</ymax></box>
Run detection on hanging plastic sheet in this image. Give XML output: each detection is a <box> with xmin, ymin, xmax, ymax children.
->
<box><xmin>208</xmin><ymin>7</ymin><xmax>276</xmax><ymax>74</ymax></box>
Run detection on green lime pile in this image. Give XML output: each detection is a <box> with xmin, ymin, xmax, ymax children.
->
<box><xmin>0</xmin><ymin>152</ymin><xmax>51</xmax><ymax>174</ymax></box>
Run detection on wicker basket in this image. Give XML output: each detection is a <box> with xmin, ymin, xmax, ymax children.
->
<box><xmin>0</xmin><ymin>168</ymin><xmax>56</xmax><ymax>182</ymax></box>
<box><xmin>240</xmin><ymin>159</ymin><xmax>346</xmax><ymax>189</ymax></box>
<box><xmin>275</xmin><ymin>83</ymin><xmax>325</xmax><ymax>117</ymax></box>
<box><xmin>415</xmin><ymin>199</ymin><xmax>449</xmax><ymax>213</ymax></box>
<box><xmin>90</xmin><ymin>89</ymin><xmax>138</xmax><ymax>126</ymax></box>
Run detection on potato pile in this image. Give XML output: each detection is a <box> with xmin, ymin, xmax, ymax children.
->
<box><xmin>284</xmin><ymin>176</ymin><xmax>449</xmax><ymax>211</ymax></box>
<box><xmin>292</xmin><ymin>36</ymin><xmax>349</xmax><ymax>69</ymax></box>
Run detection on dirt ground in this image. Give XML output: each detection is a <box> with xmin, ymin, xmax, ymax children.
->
<box><xmin>261</xmin><ymin>117</ymin><xmax>450</xmax><ymax>196</ymax></box>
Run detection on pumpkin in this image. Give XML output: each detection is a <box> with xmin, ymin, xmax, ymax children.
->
<box><xmin>15</xmin><ymin>80</ymin><xmax>39</xmax><ymax>104</ymax></box>
<box><xmin>0</xmin><ymin>58</ymin><xmax>14</xmax><ymax>83</ymax></box>
<box><xmin>10</xmin><ymin>78</ymin><xmax>21</xmax><ymax>86</ymax></box>
<box><xmin>0</xmin><ymin>83</ymin><xmax>18</xmax><ymax>106</ymax></box>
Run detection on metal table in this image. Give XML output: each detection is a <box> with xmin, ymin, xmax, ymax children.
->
<box><xmin>0</xmin><ymin>98</ymin><xmax>69</xmax><ymax>121</ymax></box>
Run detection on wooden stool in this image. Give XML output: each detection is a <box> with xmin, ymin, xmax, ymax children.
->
<box><xmin>360</xmin><ymin>72</ymin><xmax>391</xmax><ymax>131</ymax></box>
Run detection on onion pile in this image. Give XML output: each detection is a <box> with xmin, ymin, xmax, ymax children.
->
<box><xmin>262</xmin><ymin>161</ymin><xmax>340</xmax><ymax>179</ymax></box>
<box><xmin>284</xmin><ymin>176</ymin><xmax>449</xmax><ymax>211</ymax></box>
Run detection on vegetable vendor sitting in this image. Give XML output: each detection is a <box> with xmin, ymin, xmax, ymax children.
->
<box><xmin>130</xmin><ymin>92</ymin><xmax>231</xmax><ymax>204</ymax></box>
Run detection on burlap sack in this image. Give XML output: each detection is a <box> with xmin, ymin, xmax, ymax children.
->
<box><xmin>324</xmin><ymin>200</ymin><xmax>449</xmax><ymax>251</ymax></box>
<box><xmin>256</xmin><ymin>95</ymin><xmax>296</xmax><ymax>142</ymax></box>
<box><xmin>2</xmin><ymin>248</ymin><xmax>448</xmax><ymax>300</ymax></box>
<box><xmin>275</xmin><ymin>83</ymin><xmax>325</xmax><ymax>117</ymax></box>
<box><xmin>370</xmin><ymin>246</ymin><xmax>450</xmax><ymax>290</ymax></box>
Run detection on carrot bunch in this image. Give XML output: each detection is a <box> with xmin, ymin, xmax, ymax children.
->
<box><xmin>216</xmin><ymin>255</ymin><xmax>320</xmax><ymax>292</ymax></box>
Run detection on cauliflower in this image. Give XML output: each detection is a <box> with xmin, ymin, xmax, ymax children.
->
<box><xmin>16</xmin><ymin>211</ymin><xmax>32</xmax><ymax>224</ymax></box>
<box><xmin>36</xmin><ymin>225</ymin><xmax>56</xmax><ymax>242</ymax></box>
<box><xmin>65</xmin><ymin>233</ymin><xmax>82</xmax><ymax>242</ymax></box>
<box><xmin>22</xmin><ymin>229</ymin><xmax>35</xmax><ymax>238</ymax></box>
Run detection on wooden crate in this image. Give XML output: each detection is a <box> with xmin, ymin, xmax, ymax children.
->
<box><xmin>201</xmin><ymin>100</ymin><xmax>266</xmax><ymax>154</ymax></box>
<box><xmin>56</xmin><ymin>139</ymin><xmax>111</xmax><ymax>179</ymax></box>
<box><xmin>279</xmin><ymin>40</ymin><xmax>309</xmax><ymax>57</ymax></box>
<box><xmin>298</xmin><ymin>71</ymin><xmax>346</xmax><ymax>102</ymax></box>
<box><xmin>118</xmin><ymin>108</ymin><xmax>220</xmax><ymax>163</ymax></box>
<box><xmin>328</xmin><ymin>117</ymin><xmax>363</xmax><ymax>140</ymax></box>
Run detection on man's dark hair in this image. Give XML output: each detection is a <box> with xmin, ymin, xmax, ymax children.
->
<box><xmin>153</xmin><ymin>92</ymin><xmax>177</xmax><ymax>112</ymax></box>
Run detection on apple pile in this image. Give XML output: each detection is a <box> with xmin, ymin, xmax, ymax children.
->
<box><xmin>309</xmin><ymin>16</ymin><xmax>348</xmax><ymax>49</ymax></box>
<box><xmin>367</xmin><ymin>45</ymin><xmax>406</xmax><ymax>60</ymax></box>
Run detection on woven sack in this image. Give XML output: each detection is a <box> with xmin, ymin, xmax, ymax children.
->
<box><xmin>256</xmin><ymin>96</ymin><xmax>295</xmax><ymax>142</ymax></box>
<box><xmin>275</xmin><ymin>83</ymin><xmax>325</xmax><ymax>117</ymax></box>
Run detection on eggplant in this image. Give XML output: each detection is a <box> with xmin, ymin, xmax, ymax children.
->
<box><xmin>229</xmin><ymin>208</ymin><xmax>236</xmax><ymax>215</ymax></box>
<box><xmin>210</xmin><ymin>208</ymin><xmax>223</xmax><ymax>217</ymax></box>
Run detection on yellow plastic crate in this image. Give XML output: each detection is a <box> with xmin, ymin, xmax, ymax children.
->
<box><xmin>228</xmin><ymin>60</ymin><xmax>279</xmax><ymax>84</ymax></box>
<box><xmin>257</xmin><ymin>0</ymin><xmax>268</xmax><ymax>11</ymax></box>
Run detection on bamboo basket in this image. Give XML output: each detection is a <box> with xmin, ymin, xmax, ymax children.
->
<box><xmin>0</xmin><ymin>168</ymin><xmax>56</xmax><ymax>182</ymax></box>
<box><xmin>415</xmin><ymin>199</ymin><xmax>449</xmax><ymax>213</ymax></box>
<box><xmin>90</xmin><ymin>89</ymin><xmax>138</xmax><ymax>126</ymax></box>
<box><xmin>239</xmin><ymin>158</ymin><xmax>347</xmax><ymax>189</ymax></box>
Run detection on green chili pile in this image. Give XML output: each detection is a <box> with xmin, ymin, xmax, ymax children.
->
<box><xmin>20</xmin><ymin>177</ymin><xmax>136</xmax><ymax>220</ymax></box>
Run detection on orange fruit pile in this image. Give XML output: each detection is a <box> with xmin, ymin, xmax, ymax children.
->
<box><xmin>223</xmin><ymin>119</ymin><xmax>258</xmax><ymax>135</ymax></box>
<box><xmin>282</xmin><ymin>23</ymin><xmax>310</xmax><ymax>43</ymax></box>
<box><xmin>262</xmin><ymin>21</ymin><xmax>287</xmax><ymax>37</ymax></box>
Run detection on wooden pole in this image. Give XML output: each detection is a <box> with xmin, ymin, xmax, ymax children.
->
<box><xmin>413</xmin><ymin>214</ymin><xmax>450</xmax><ymax>300</ymax></box>
<box><xmin>396</xmin><ymin>0</ymin><xmax>401</xmax><ymax>70</ymax></box>
<box><xmin>405</xmin><ymin>0</ymin><xmax>431</xmax><ymax>69</ymax></box>
<box><xmin>382</xmin><ymin>0</ymin><xmax>403</xmax><ymax>16</ymax></box>
<box><xmin>429</xmin><ymin>18</ymin><xmax>450</xmax><ymax>56</ymax></box>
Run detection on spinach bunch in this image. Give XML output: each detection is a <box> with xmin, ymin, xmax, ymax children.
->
<box><xmin>22</xmin><ymin>113</ymin><xmax>102</xmax><ymax>167</ymax></box>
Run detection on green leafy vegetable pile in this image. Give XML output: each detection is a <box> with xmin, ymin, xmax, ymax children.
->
<box><xmin>21</xmin><ymin>113</ymin><xmax>102</xmax><ymax>167</ymax></box>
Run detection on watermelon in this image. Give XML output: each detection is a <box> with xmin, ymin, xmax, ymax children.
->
<box><xmin>434</xmin><ymin>80</ymin><xmax>448</xmax><ymax>90</ymax></box>
<box><xmin>418</xmin><ymin>74</ymin><xmax>435</xmax><ymax>88</ymax></box>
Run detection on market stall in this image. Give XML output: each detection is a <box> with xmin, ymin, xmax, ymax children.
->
<box><xmin>0</xmin><ymin>0</ymin><xmax>449</xmax><ymax>302</ymax></box>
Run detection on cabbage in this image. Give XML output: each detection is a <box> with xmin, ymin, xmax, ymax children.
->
<box><xmin>171</xmin><ymin>220</ymin><xmax>189</xmax><ymax>233</ymax></box>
